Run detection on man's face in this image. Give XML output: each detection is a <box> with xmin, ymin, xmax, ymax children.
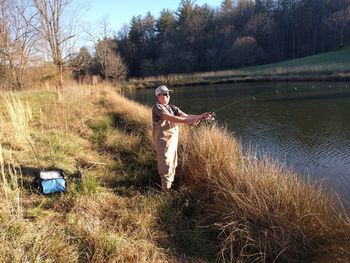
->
<box><xmin>157</xmin><ymin>93</ymin><xmax>170</xmax><ymax>104</ymax></box>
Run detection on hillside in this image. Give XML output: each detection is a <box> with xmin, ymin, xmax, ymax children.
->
<box><xmin>128</xmin><ymin>47</ymin><xmax>350</xmax><ymax>89</ymax></box>
<box><xmin>0</xmin><ymin>84</ymin><xmax>349</xmax><ymax>262</ymax></box>
<box><xmin>213</xmin><ymin>46</ymin><xmax>350</xmax><ymax>78</ymax></box>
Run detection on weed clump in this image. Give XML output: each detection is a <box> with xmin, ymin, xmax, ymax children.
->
<box><xmin>180</xmin><ymin>124</ymin><xmax>350</xmax><ymax>262</ymax></box>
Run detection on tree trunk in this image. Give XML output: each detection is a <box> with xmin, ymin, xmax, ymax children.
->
<box><xmin>59</xmin><ymin>64</ymin><xmax>63</xmax><ymax>87</ymax></box>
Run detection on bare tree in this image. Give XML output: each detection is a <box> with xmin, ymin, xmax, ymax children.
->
<box><xmin>95</xmin><ymin>38</ymin><xmax>127</xmax><ymax>80</ymax></box>
<box><xmin>86</xmin><ymin>17</ymin><xmax>127</xmax><ymax>81</ymax></box>
<box><xmin>92</xmin><ymin>17</ymin><xmax>112</xmax><ymax>80</ymax></box>
<box><xmin>0</xmin><ymin>0</ymin><xmax>37</xmax><ymax>89</ymax></box>
<box><xmin>70</xmin><ymin>46</ymin><xmax>91</xmax><ymax>81</ymax></box>
<box><xmin>30</xmin><ymin>0</ymin><xmax>78</xmax><ymax>86</ymax></box>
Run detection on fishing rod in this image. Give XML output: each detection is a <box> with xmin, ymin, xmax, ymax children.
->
<box><xmin>213</xmin><ymin>95</ymin><xmax>256</xmax><ymax>113</ymax></box>
<box><xmin>203</xmin><ymin>83</ymin><xmax>350</xmax><ymax>123</ymax></box>
<box><xmin>204</xmin><ymin>89</ymin><xmax>272</xmax><ymax>123</ymax></box>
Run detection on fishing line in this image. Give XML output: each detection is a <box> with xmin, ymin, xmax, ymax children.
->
<box><xmin>212</xmin><ymin>88</ymin><xmax>277</xmax><ymax>114</ymax></box>
<box><xmin>204</xmin><ymin>94</ymin><xmax>257</xmax><ymax>123</ymax></box>
<box><xmin>205</xmin><ymin>88</ymin><xmax>284</xmax><ymax>123</ymax></box>
<box><xmin>213</xmin><ymin>95</ymin><xmax>256</xmax><ymax>113</ymax></box>
<box><xmin>205</xmin><ymin>83</ymin><xmax>350</xmax><ymax>123</ymax></box>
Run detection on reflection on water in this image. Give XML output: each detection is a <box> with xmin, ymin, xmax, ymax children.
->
<box><xmin>125</xmin><ymin>82</ymin><xmax>350</xmax><ymax>203</ymax></box>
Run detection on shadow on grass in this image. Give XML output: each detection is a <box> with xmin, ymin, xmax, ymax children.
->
<box><xmin>88</xmin><ymin>111</ymin><xmax>220</xmax><ymax>261</ymax></box>
<box><xmin>109</xmin><ymin>112</ymin><xmax>149</xmax><ymax>136</ymax></box>
<box><xmin>154</xmin><ymin>189</ymin><xmax>219</xmax><ymax>261</ymax></box>
<box><xmin>88</xmin><ymin>111</ymin><xmax>159</xmax><ymax>193</ymax></box>
<box><xmin>104</xmin><ymin>113</ymin><xmax>190</xmax><ymax>194</ymax></box>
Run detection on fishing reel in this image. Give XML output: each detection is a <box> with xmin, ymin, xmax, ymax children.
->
<box><xmin>205</xmin><ymin>112</ymin><xmax>216</xmax><ymax>124</ymax></box>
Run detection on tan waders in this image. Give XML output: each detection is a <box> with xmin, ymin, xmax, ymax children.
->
<box><xmin>153</xmin><ymin>105</ymin><xmax>180</xmax><ymax>191</ymax></box>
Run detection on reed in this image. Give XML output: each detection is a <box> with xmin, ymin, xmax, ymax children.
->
<box><xmin>2</xmin><ymin>94</ymin><xmax>32</xmax><ymax>147</ymax></box>
<box><xmin>0</xmin><ymin>145</ymin><xmax>23</xmax><ymax>219</ymax></box>
<box><xmin>180</xmin><ymin>124</ymin><xmax>350</xmax><ymax>262</ymax></box>
<box><xmin>107</xmin><ymin>92</ymin><xmax>152</xmax><ymax>130</ymax></box>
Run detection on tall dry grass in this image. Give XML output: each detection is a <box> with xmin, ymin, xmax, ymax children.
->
<box><xmin>106</xmin><ymin>91</ymin><xmax>152</xmax><ymax>130</ymax></box>
<box><xmin>180</xmin><ymin>124</ymin><xmax>350</xmax><ymax>262</ymax></box>
<box><xmin>0</xmin><ymin>84</ymin><xmax>180</xmax><ymax>262</ymax></box>
<box><xmin>133</xmin><ymin>64</ymin><xmax>349</xmax><ymax>84</ymax></box>
<box><xmin>0</xmin><ymin>145</ymin><xmax>23</xmax><ymax>219</ymax></box>
<box><xmin>104</xmin><ymin>89</ymin><xmax>349</xmax><ymax>261</ymax></box>
<box><xmin>1</xmin><ymin>84</ymin><xmax>349</xmax><ymax>262</ymax></box>
<box><xmin>130</xmin><ymin>73</ymin><xmax>186</xmax><ymax>83</ymax></box>
<box><xmin>0</xmin><ymin>94</ymin><xmax>31</xmax><ymax>218</ymax></box>
<box><xmin>2</xmin><ymin>94</ymin><xmax>33</xmax><ymax>147</ymax></box>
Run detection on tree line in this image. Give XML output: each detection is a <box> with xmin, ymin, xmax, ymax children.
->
<box><xmin>112</xmin><ymin>0</ymin><xmax>350</xmax><ymax>78</ymax></box>
<box><xmin>1</xmin><ymin>0</ymin><xmax>350</xmax><ymax>88</ymax></box>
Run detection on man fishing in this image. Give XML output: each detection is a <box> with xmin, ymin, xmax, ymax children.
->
<box><xmin>152</xmin><ymin>85</ymin><xmax>212</xmax><ymax>191</ymax></box>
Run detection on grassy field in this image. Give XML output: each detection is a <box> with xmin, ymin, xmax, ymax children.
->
<box><xmin>0</xmin><ymin>84</ymin><xmax>349</xmax><ymax>262</ymax></box>
<box><xmin>126</xmin><ymin>47</ymin><xmax>350</xmax><ymax>90</ymax></box>
<box><xmin>201</xmin><ymin>46</ymin><xmax>350</xmax><ymax>79</ymax></box>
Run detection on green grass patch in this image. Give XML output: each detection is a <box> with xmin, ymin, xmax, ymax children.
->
<box><xmin>127</xmin><ymin>47</ymin><xmax>350</xmax><ymax>87</ymax></box>
<box><xmin>35</xmin><ymin>130</ymin><xmax>84</xmax><ymax>171</ymax></box>
<box><xmin>202</xmin><ymin>47</ymin><xmax>350</xmax><ymax>81</ymax></box>
<box><xmin>152</xmin><ymin>190</ymin><xmax>219</xmax><ymax>261</ymax></box>
<box><xmin>74</xmin><ymin>171</ymin><xmax>102</xmax><ymax>196</ymax></box>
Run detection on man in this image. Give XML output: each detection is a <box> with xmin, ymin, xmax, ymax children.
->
<box><xmin>152</xmin><ymin>85</ymin><xmax>211</xmax><ymax>191</ymax></box>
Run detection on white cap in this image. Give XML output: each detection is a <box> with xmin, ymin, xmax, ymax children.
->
<box><xmin>155</xmin><ymin>85</ymin><xmax>173</xmax><ymax>96</ymax></box>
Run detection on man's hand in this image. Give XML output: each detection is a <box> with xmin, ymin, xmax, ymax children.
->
<box><xmin>186</xmin><ymin>116</ymin><xmax>201</xmax><ymax>125</ymax></box>
<box><xmin>201</xmin><ymin>112</ymin><xmax>215</xmax><ymax>120</ymax></box>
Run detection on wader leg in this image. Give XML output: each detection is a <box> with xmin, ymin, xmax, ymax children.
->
<box><xmin>161</xmin><ymin>175</ymin><xmax>173</xmax><ymax>191</ymax></box>
<box><xmin>154</xmin><ymin>125</ymin><xmax>179</xmax><ymax>191</ymax></box>
<box><xmin>158</xmin><ymin>157</ymin><xmax>175</xmax><ymax>191</ymax></box>
<box><xmin>157</xmin><ymin>139</ymin><xmax>178</xmax><ymax>191</ymax></box>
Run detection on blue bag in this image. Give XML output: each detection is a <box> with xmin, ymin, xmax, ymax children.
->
<box><xmin>33</xmin><ymin>170</ymin><xmax>67</xmax><ymax>194</ymax></box>
<box><xmin>42</xmin><ymin>178</ymin><xmax>66</xmax><ymax>194</ymax></box>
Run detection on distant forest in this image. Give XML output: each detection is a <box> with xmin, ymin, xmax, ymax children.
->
<box><xmin>1</xmin><ymin>0</ymin><xmax>350</xmax><ymax>87</ymax></box>
<box><xmin>73</xmin><ymin>0</ymin><xmax>350</xmax><ymax>79</ymax></box>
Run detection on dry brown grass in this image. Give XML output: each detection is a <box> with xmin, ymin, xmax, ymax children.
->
<box><xmin>103</xmin><ymin>88</ymin><xmax>350</xmax><ymax>261</ymax></box>
<box><xmin>180</xmin><ymin>124</ymin><xmax>350</xmax><ymax>262</ymax></box>
<box><xmin>1</xmin><ymin>84</ymin><xmax>349</xmax><ymax>262</ymax></box>
<box><xmin>1</xmin><ymin>94</ymin><xmax>33</xmax><ymax>148</ymax></box>
<box><xmin>65</xmin><ymin>193</ymin><xmax>169</xmax><ymax>262</ymax></box>
<box><xmin>0</xmin><ymin>145</ymin><xmax>23</xmax><ymax>220</ymax></box>
<box><xmin>0</xmin><ymin>84</ymin><xmax>188</xmax><ymax>263</ymax></box>
<box><xmin>105</xmin><ymin>90</ymin><xmax>152</xmax><ymax>130</ymax></box>
<box><xmin>99</xmin><ymin>88</ymin><xmax>350</xmax><ymax>262</ymax></box>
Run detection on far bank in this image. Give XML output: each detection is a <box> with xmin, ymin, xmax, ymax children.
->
<box><xmin>123</xmin><ymin>47</ymin><xmax>350</xmax><ymax>90</ymax></box>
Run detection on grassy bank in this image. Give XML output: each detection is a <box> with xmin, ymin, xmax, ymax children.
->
<box><xmin>0</xmin><ymin>84</ymin><xmax>349</xmax><ymax>262</ymax></box>
<box><xmin>125</xmin><ymin>47</ymin><xmax>350</xmax><ymax>90</ymax></box>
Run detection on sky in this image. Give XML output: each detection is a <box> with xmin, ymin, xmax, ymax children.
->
<box><xmin>83</xmin><ymin>0</ymin><xmax>221</xmax><ymax>34</ymax></box>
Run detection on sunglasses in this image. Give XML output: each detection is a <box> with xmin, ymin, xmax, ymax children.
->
<box><xmin>160</xmin><ymin>93</ymin><xmax>169</xmax><ymax>97</ymax></box>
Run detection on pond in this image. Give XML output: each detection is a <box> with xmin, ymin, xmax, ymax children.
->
<box><xmin>125</xmin><ymin>82</ymin><xmax>350</xmax><ymax>204</ymax></box>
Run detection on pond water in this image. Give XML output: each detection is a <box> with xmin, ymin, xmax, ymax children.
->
<box><xmin>125</xmin><ymin>82</ymin><xmax>350</xmax><ymax>203</ymax></box>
